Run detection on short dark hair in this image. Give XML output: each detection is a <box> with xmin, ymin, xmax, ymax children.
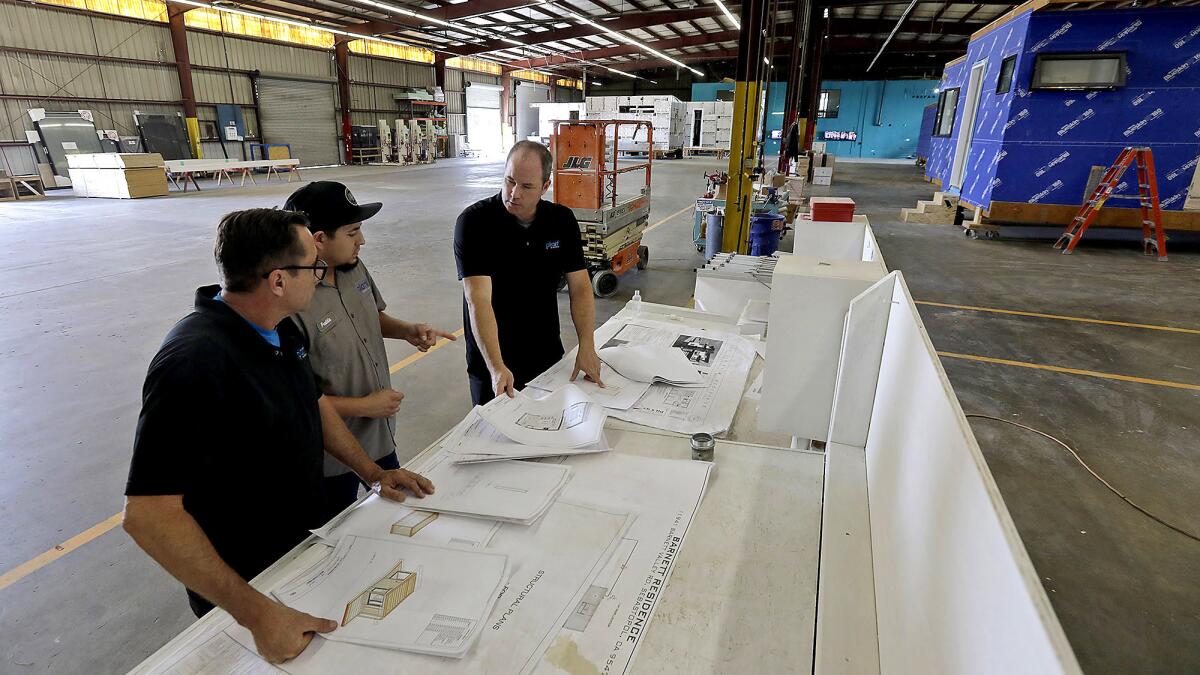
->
<box><xmin>214</xmin><ymin>209</ymin><xmax>310</xmax><ymax>292</ymax></box>
<box><xmin>507</xmin><ymin>140</ymin><xmax>553</xmax><ymax>184</ymax></box>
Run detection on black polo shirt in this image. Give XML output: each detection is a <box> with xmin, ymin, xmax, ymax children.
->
<box><xmin>453</xmin><ymin>193</ymin><xmax>587</xmax><ymax>385</ymax></box>
<box><xmin>126</xmin><ymin>285</ymin><xmax>326</xmax><ymax>612</ymax></box>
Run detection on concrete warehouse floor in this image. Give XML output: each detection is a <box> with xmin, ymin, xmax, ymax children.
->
<box><xmin>0</xmin><ymin>157</ymin><xmax>1196</xmax><ymax>674</ymax></box>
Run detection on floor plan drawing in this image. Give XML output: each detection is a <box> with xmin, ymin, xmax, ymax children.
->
<box><xmin>341</xmin><ymin>560</ymin><xmax>417</xmax><ymax>626</ymax></box>
<box><xmin>390</xmin><ymin>510</ymin><xmax>438</xmax><ymax>537</ymax></box>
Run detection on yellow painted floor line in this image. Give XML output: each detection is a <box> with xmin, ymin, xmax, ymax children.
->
<box><xmin>3</xmin><ymin>329</ymin><xmax>467</xmax><ymax>595</ymax></box>
<box><xmin>917</xmin><ymin>300</ymin><xmax>1200</xmax><ymax>335</ymax></box>
<box><xmin>938</xmin><ymin>351</ymin><xmax>1200</xmax><ymax>392</ymax></box>
<box><xmin>389</xmin><ymin>328</ymin><xmax>465</xmax><ymax>374</ymax></box>
<box><xmin>0</xmin><ymin>513</ymin><xmax>124</xmax><ymax>593</ymax></box>
<box><xmin>642</xmin><ymin>204</ymin><xmax>694</xmax><ymax>235</ymax></box>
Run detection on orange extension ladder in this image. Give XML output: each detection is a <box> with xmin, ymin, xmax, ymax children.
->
<box><xmin>1053</xmin><ymin>146</ymin><xmax>1167</xmax><ymax>261</ymax></box>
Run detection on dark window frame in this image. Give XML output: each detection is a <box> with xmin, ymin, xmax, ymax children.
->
<box><xmin>996</xmin><ymin>55</ymin><xmax>1017</xmax><ymax>94</ymax></box>
<box><xmin>817</xmin><ymin>89</ymin><xmax>841</xmax><ymax>119</ymax></box>
<box><xmin>1031</xmin><ymin>52</ymin><xmax>1127</xmax><ymax>90</ymax></box>
<box><xmin>933</xmin><ymin>87</ymin><xmax>959</xmax><ymax>137</ymax></box>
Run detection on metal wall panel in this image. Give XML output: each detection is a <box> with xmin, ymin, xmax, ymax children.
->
<box><xmin>464</xmin><ymin>72</ymin><xmax>501</xmax><ymax>86</ymax></box>
<box><xmin>350</xmin><ymin>83</ymin><xmax>375</xmax><ymax>110</ymax></box>
<box><xmin>445</xmin><ymin>68</ymin><xmax>463</xmax><ymax>91</ymax></box>
<box><xmin>187</xmin><ymin>31</ymin><xmax>333</xmax><ymax>79</ymax></box>
<box><xmin>447</xmin><ymin>113</ymin><xmax>466</xmax><ymax>135</ymax></box>
<box><xmin>0</xmin><ymin>3</ymin><xmax>170</xmax><ymax>60</ymax></box>
<box><xmin>192</xmin><ymin>70</ymin><xmax>255</xmax><ymax>105</ymax></box>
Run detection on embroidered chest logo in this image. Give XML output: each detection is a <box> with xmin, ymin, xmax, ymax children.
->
<box><xmin>295</xmin><ymin>346</ymin><xmax>307</xmax><ymax>360</ymax></box>
<box><xmin>356</xmin><ymin>279</ymin><xmax>371</xmax><ymax>293</ymax></box>
<box><xmin>318</xmin><ymin>317</ymin><xmax>334</xmax><ymax>330</ymax></box>
<box><xmin>545</xmin><ymin>240</ymin><xmax>561</xmax><ymax>250</ymax></box>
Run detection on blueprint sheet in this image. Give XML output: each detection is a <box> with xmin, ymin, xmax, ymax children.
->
<box><xmin>203</xmin><ymin>499</ymin><xmax>632</xmax><ymax>674</ymax></box>
<box><xmin>479</xmin><ymin>383</ymin><xmax>607</xmax><ymax>448</ymax></box>
<box><xmin>591</xmin><ymin>319</ymin><xmax>756</xmax><ymax>436</ymax></box>
<box><xmin>270</xmin><ymin>536</ymin><xmax>508</xmax><ymax>656</ymax></box>
<box><xmin>525</xmin><ymin>347</ymin><xmax>654</xmax><ymax>411</ymax></box>
<box><xmin>442</xmin><ymin>407</ymin><xmax>610</xmax><ymax>463</ymax></box>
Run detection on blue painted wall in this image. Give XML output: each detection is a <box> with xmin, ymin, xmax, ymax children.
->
<box><xmin>692</xmin><ymin>80</ymin><xmax>937</xmax><ymax>158</ymax></box>
<box><xmin>813</xmin><ymin>80</ymin><xmax>940</xmax><ymax>159</ymax></box>
<box><xmin>927</xmin><ymin>6</ymin><xmax>1200</xmax><ymax>212</ymax></box>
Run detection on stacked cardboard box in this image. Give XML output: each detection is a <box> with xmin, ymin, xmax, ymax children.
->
<box><xmin>1185</xmin><ymin>166</ymin><xmax>1200</xmax><ymax>210</ymax></box>
<box><xmin>810</xmin><ymin>153</ymin><xmax>836</xmax><ymax>186</ymax></box>
<box><xmin>67</xmin><ymin>153</ymin><xmax>167</xmax><ymax>198</ymax></box>
<box><xmin>684</xmin><ymin>100</ymin><xmax>734</xmax><ymax>150</ymax></box>
<box><xmin>585</xmin><ymin>95</ymin><xmax>687</xmax><ymax>152</ymax></box>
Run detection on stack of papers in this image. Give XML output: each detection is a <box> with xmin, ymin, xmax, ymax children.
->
<box><xmin>477</xmin><ymin>384</ymin><xmax>607</xmax><ymax>448</ymax></box>
<box><xmin>525</xmin><ymin>348</ymin><xmax>653</xmax><ymax>411</ymax></box>
<box><xmin>598</xmin><ymin>343</ymin><xmax>705</xmax><ymax>386</ymax></box>
<box><xmin>405</xmin><ymin>452</ymin><xmax>571</xmax><ymax>525</ymax></box>
<box><xmin>272</xmin><ymin>535</ymin><xmax>507</xmax><ymax>658</ymax></box>
<box><xmin>312</xmin><ymin>494</ymin><xmax>502</xmax><ymax>549</ymax></box>
<box><xmin>442</xmin><ymin>408</ymin><xmax>609</xmax><ymax>464</ymax></box>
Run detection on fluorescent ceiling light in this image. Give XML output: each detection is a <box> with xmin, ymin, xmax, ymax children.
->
<box><xmin>712</xmin><ymin>0</ymin><xmax>740</xmax><ymax>30</ymax></box>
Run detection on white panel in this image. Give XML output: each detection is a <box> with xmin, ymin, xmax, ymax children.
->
<box><xmin>515</xmin><ymin>82</ymin><xmax>549</xmax><ymax>139</ymax></box>
<box><xmin>865</xmin><ymin>280</ymin><xmax>1081</xmax><ymax>675</ymax></box>
<box><xmin>759</xmin><ymin>256</ymin><xmax>886</xmax><ymax>441</ymax></box>
<box><xmin>791</xmin><ymin>216</ymin><xmax>869</xmax><ymax>260</ymax></box>
<box><xmin>814</xmin><ymin>442</ymin><xmax>880</xmax><ymax>675</ymax></box>
<box><xmin>256</xmin><ymin>77</ymin><xmax>339</xmax><ymax>166</ymax></box>
<box><xmin>465</xmin><ymin>82</ymin><xmax>501</xmax><ymax>109</ymax></box>
<box><xmin>827</xmin><ymin>272</ymin><xmax>898</xmax><ymax>447</ymax></box>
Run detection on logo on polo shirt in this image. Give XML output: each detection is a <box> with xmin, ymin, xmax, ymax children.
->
<box><xmin>545</xmin><ymin>240</ymin><xmax>560</xmax><ymax>250</ymax></box>
<box><xmin>356</xmin><ymin>279</ymin><xmax>371</xmax><ymax>294</ymax></box>
<box><xmin>295</xmin><ymin>346</ymin><xmax>307</xmax><ymax>360</ymax></box>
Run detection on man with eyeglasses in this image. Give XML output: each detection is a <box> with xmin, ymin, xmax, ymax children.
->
<box><xmin>284</xmin><ymin>181</ymin><xmax>455</xmax><ymax>520</ymax></box>
<box><xmin>123</xmin><ymin>208</ymin><xmax>434</xmax><ymax>665</ymax></box>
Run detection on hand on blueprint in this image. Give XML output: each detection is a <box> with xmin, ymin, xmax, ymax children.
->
<box><xmin>407</xmin><ymin>323</ymin><xmax>457</xmax><ymax>351</ymax></box>
<box><xmin>492</xmin><ymin>365</ymin><xmax>516</xmax><ymax>398</ymax></box>
<box><xmin>570</xmin><ymin>347</ymin><xmax>605</xmax><ymax>388</ymax></box>
<box><xmin>372</xmin><ymin>468</ymin><xmax>435</xmax><ymax>503</ymax></box>
<box><xmin>245</xmin><ymin>601</ymin><xmax>336</xmax><ymax>664</ymax></box>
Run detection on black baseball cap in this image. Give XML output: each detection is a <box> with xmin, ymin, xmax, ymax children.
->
<box><xmin>284</xmin><ymin>181</ymin><xmax>382</xmax><ymax>231</ymax></box>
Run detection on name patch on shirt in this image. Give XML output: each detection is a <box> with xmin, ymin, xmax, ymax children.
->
<box><xmin>356</xmin><ymin>279</ymin><xmax>371</xmax><ymax>294</ymax></box>
<box><xmin>545</xmin><ymin>240</ymin><xmax>561</xmax><ymax>250</ymax></box>
<box><xmin>317</xmin><ymin>315</ymin><xmax>338</xmax><ymax>333</ymax></box>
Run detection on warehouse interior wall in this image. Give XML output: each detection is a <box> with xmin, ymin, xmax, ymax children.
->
<box><xmin>813</xmin><ymin>80</ymin><xmax>940</xmax><ymax>159</ymax></box>
<box><xmin>0</xmin><ymin>0</ymin><xmax>565</xmax><ymax>161</ymax></box>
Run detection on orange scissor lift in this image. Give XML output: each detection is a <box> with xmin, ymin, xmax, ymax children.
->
<box><xmin>551</xmin><ymin>119</ymin><xmax>652</xmax><ymax>297</ymax></box>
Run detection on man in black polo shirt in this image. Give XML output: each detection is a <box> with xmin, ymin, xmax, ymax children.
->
<box><xmin>123</xmin><ymin>208</ymin><xmax>434</xmax><ymax>665</ymax></box>
<box><xmin>454</xmin><ymin>140</ymin><xmax>603</xmax><ymax>405</ymax></box>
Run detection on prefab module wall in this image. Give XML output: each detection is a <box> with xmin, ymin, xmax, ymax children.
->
<box><xmin>927</xmin><ymin>5</ymin><xmax>1200</xmax><ymax>228</ymax></box>
<box><xmin>991</xmin><ymin>6</ymin><xmax>1200</xmax><ymax>224</ymax></box>
<box><xmin>924</xmin><ymin>10</ymin><xmax>1032</xmax><ymax>206</ymax></box>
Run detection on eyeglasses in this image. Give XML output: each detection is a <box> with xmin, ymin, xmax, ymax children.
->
<box><xmin>264</xmin><ymin>257</ymin><xmax>328</xmax><ymax>281</ymax></box>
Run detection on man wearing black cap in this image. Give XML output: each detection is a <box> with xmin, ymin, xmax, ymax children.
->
<box><xmin>286</xmin><ymin>181</ymin><xmax>455</xmax><ymax>520</ymax></box>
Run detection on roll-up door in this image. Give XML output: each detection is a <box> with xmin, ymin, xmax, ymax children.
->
<box><xmin>465</xmin><ymin>82</ymin><xmax>502</xmax><ymax>157</ymax></box>
<box><xmin>256</xmin><ymin>76</ymin><xmax>340</xmax><ymax>166</ymax></box>
<box><xmin>515</xmin><ymin>83</ymin><xmax>550</xmax><ymax>140</ymax></box>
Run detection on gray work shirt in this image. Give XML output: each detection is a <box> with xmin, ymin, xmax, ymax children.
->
<box><xmin>291</xmin><ymin>261</ymin><xmax>394</xmax><ymax>476</ymax></box>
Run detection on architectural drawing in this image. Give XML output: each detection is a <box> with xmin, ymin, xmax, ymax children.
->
<box><xmin>390</xmin><ymin>510</ymin><xmax>438</xmax><ymax>537</ymax></box>
<box><xmin>342</xmin><ymin>560</ymin><xmax>418</xmax><ymax>626</ymax></box>
<box><xmin>672</xmin><ymin>335</ymin><xmax>724</xmax><ymax>366</ymax></box>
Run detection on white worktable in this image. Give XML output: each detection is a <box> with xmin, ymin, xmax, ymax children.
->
<box><xmin>130</xmin><ymin>310</ymin><xmax>822</xmax><ymax>675</ymax></box>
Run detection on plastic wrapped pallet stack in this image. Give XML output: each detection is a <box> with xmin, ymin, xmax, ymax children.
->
<box><xmin>66</xmin><ymin>153</ymin><xmax>168</xmax><ymax>199</ymax></box>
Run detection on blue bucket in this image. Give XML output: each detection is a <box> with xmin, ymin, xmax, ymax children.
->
<box><xmin>749</xmin><ymin>213</ymin><xmax>786</xmax><ymax>256</ymax></box>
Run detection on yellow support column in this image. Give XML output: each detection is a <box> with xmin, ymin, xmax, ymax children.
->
<box><xmin>723</xmin><ymin>80</ymin><xmax>760</xmax><ymax>254</ymax></box>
